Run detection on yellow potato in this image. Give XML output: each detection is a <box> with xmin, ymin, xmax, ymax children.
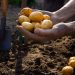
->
<box><xmin>68</xmin><ymin>60</ymin><xmax>75</xmax><ymax>68</ymax></box>
<box><xmin>61</xmin><ymin>66</ymin><xmax>73</xmax><ymax>75</ymax></box>
<box><xmin>29</xmin><ymin>11</ymin><xmax>44</xmax><ymax>22</ymax></box>
<box><xmin>69</xmin><ymin>57</ymin><xmax>75</xmax><ymax>62</ymax></box>
<box><xmin>22</xmin><ymin>22</ymin><xmax>34</xmax><ymax>31</ymax></box>
<box><xmin>20</xmin><ymin>7</ymin><xmax>32</xmax><ymax>16</ymax></box>
<box><xmin>34</xmin><ymin>23</ymin><xmax>41</xmax><ymax>29</ymax></box>
<box><xmin>32</xmin><ymin>22</ymin><xmax>37</xmax><ymax>27</ymax></box>
<box><xmin>43</xmin><ymin>14</ymin><xmax>51</xmax><ymax>20</ymax></box>
<box><xmin>41</xmin><ymin>20</ymin><xmax>53</xmax><ymax>29</ymax></box>
<box><xmin>32</xmin><ymin>22</ymin><xmax>41</xmax><ymax>28</ymax></box>
<box><xmin>18</xmin><ymin>15</ymin><xmax>30</xmax><ymax>24</ymax></box>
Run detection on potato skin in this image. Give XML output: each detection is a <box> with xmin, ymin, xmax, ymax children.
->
<box><xmin>29</xmin><ymin>11</ymin><xmax>44</xmax><ymax>22</ymax></box>
<box><xmin>43</xmin><ymin>14</ymin><xmax>51</xmax><ymax>20</ymax></box>
<box><xmin>18</xmin><ymin>15</ymin><xmax>30</xmax><ymax>24</ymax></box>
<box><xmin>41</xmin><ymin>20</ymin><xmax>53</xmax><ymax>29</ymax></box>
<box><xmin>69</xmin><ymin>57</ymin><xmax>75</xmax><ymax>62</ymax></box>
<box><xmin>20</xmin><ymin>7</ymin><xmax>32</xmax><ymax>16</ymax></box>
<box><xmin>22</xmin><ymin>22</ymin><xmax>34</xmax><ymax>31</ymax></box>
<box><xmin>62</xmin><ymin>66</ymin><xmax>73</xmax><ymax>75</ymax></box>
<box><xmin>68</xmin><ymin>60</ymin><xmax>75</xmax><ymax>68</ymax></box>
<box><xmin>34</xmin><ymin>23</ymin><xmax>41</xmax><ymax>29</ymax></box>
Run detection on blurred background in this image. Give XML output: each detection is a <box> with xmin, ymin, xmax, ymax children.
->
<box><xmin>8</xmin><ymin>0</ymin><xmax>69</xmax><ymax>11</ymax></box>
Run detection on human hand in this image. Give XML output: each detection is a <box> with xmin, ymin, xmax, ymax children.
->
<box><xmin>16</xmin><ymin>22</ymin><xmax>70</xmax><ymax>42</ymax></box>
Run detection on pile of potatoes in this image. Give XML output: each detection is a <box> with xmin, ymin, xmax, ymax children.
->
<box><xmin>17</xmin><ymin>7</ymin><xmax>53</xmax><ymax>31</ymax></box>
<box><xmin>61</xmin><ymin>56</ymin><xmax>75</xmax><ymax>75</ymax></box>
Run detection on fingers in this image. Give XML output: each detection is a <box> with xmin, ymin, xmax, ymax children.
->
<box><xmin>34</xmin><ymin>28</ymin><xmax>59</xmax><ymax>40</ymax></box>
<box><xmin>16</xmin><ymin>23</ymin><xmax>68</xmax><ymax>41</ymax></box>
<box><xmin>34</xmin><ymin>28</ymin><xmax>55</xmax><ymax>37</ymax></box>
<box><xmin>52</xmin><ymin>24</ymin><xmax>69</xmax><ymax>38</ymax></box>
<box><xmin>34</xmin><ymin>23</ymin><xmax>68</xmax><ymax>39</ymax></box>
<box><xmin>16</xmin><ymin>26</ymin><xmax>49</xmax><ymax>42</ymax></box>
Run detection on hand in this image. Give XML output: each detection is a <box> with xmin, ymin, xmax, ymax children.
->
<box><xmin>16</xmin><ymin>22</ymin><xmax>70</xmax><ymax>42</ymax></box>
<box><xmin>16</xmin><ymin>26</ymin><xmax>49</xmax><ymax>42</ymax></box>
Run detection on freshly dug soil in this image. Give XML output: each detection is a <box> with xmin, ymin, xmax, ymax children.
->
<box><xmin>0</xmin><ymin>6</ymin><xmax>75</xmax><ymax>75</ymax></box>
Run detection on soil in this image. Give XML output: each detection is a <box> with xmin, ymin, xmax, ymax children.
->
<box><xmin>0</xmin><ymin>6</ymin><xmax>75</xmax><ymax>75</ymax></box>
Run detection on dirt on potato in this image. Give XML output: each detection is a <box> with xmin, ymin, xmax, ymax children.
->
<box><xmin>0</xmin><ymin>6</ymin><xmax>75</xmax><ymax>75</ymax></box>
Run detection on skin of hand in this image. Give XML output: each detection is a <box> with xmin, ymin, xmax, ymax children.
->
<box><xmin>54</xmin><ymin>0</ymin><xmax>75</xmax><ymax>22</ymax></box>
<box><xmin>17</xmin><ymin>22</ymin><xmax>74</xmax><ymax>42</ymax></box>
<box><xmin>39</xmin><ymin>0</ymin><xmax>75</xmax><ymax>24</ymax></box>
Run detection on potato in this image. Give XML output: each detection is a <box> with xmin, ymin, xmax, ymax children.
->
<box><xmin>32</xmin><ymin>22</ymin><xmax>37</xmax><ymax>26</ymax></box>
<box><xmin>43</xmin><ymin>14</ymin><xmax>51</xmax><ymax>20</ymax></box>
<box><xmin>68</xmin><ymin>60</ymin><xmax>75</xmax><ymax>68</ymax></box>
<box><xmin>34</xmin><ymin>23</ymin><xmax>41</xmax><ymax>29</ymax></box>
<box><xmin>22</xmin><ymin>22</ymin><xmax>34</xmax><ymax>31</ymax></box>
<box><xmin>69</xmin><ymin>57</ymin><xmax>75</xmax><ymax>62</ymax></box>
<box><xmin>18</xmin><ymin>15</ymin><xmax>30</xmax><ymax>24</ymax></box>
<box><xmin>29</xmin><ymin>11</ymin><xmax>44</xmax><ymax>22</ymax></box>
<box><xmin>61</xmin><ymin>66</ymin><xmax>73</xmax><ymax>75</ymax></box>
<box><xmin>17</xmin><ymin>7</ymin><xmax>54</xmax><ymax>32</ymax></box>
<box><xmin>20</xmin><ymin>7</ymin><xmax>32</xmax><ymax>16</ymax></box>
<box><xmin>41</xmin><ymin>20</ymin><xmax>53</xmax><ymax>29</ymax></box>
<box><xmin>32</xmin><ymin>22</ymin><xmax>41</xmax><ymax>29</ymax></box>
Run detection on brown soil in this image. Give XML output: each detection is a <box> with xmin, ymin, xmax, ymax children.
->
<box><xmin>0</xmin><ymin>35</ymin><xmax>75</xmax><ymax>75</ymax></box>
<box><xmin>0</xmin><ymin>6</ymin><xmax>75</xmax><ymax>75</ymax></box>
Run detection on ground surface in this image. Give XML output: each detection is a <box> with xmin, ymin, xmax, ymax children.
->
<box><xmin>0</xmin><ymin>6</ymin><xmax>75</xmax><ymax>75</ymax></box>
